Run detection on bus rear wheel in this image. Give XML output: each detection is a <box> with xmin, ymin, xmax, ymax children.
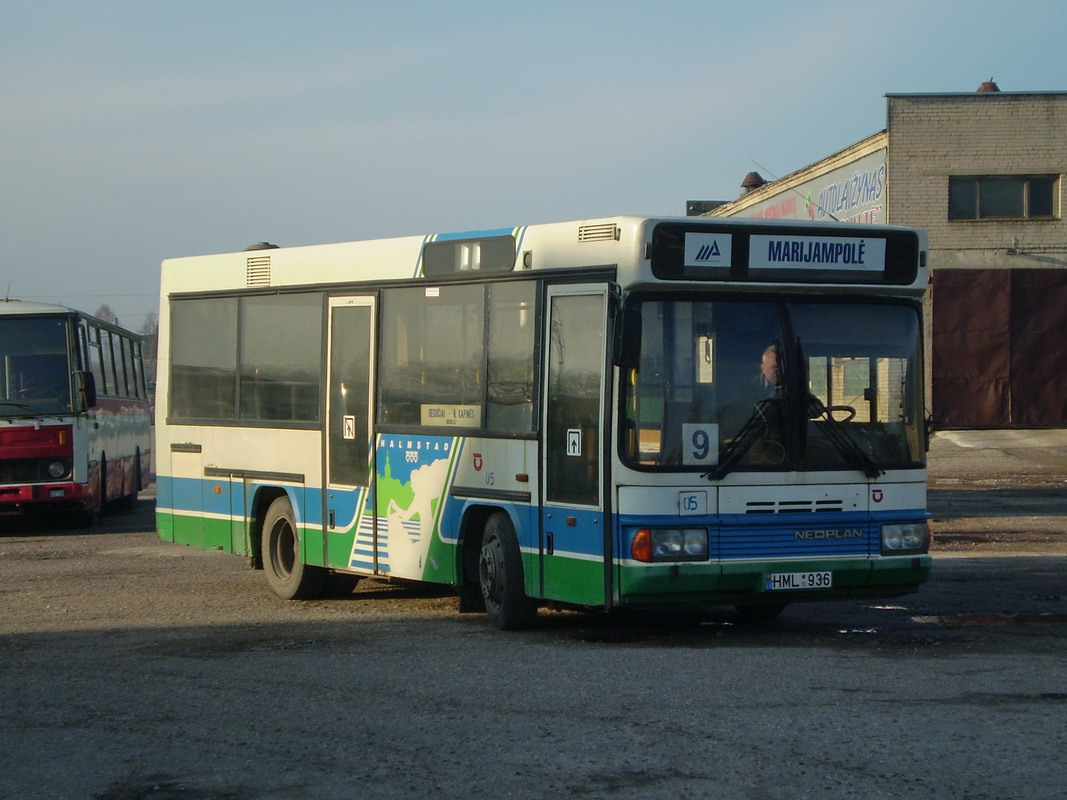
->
<box><xmin>478</xmin><ymin>512</ymin><xmax>536</xmax><ymax>630</ymax></box>
<box><xmin>262</xmin><ymin>496</ymin><xmax>326</xmax><ymax>600</ymax></box>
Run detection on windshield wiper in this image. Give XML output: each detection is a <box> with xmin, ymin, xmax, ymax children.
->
<box><xmin>0</xmin><ymin>400</ymin><xmax>40</xmax><ymax>414</ymax></box>
<box><xmin>704</xmin><ymin>397</ymin><xmax>780</xmax><ymax>481</ymax></box>
<box><xmin>807</xmin><ymin>396</ymin><xmax>883</xmax><ymax>478</ymax></box>
<box><xmin>0</xmin><ymin>400</ymin><xmax>66</xmax><ymax>421</ymax></box>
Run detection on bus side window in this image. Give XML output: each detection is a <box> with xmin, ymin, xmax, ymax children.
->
<box><xmin>77</xmin><ymin>320</ymin><xmax>90</xmax><ymax>372</ymax></box>
<box><xmin>100</xmin><ymin>329</ymin><xmax>118</xmax><ymax>396</ymax></box>
<box><xmin>486</xmin><ymin>281</ymin><xmax>536</xmax><ymax>432</ymax></box>
<box><xmin>120</xmin><ymin>335</ymin><xmax>136</xmax><ymax>399</ymax></box>
<box><xmin>380</xmin><ymin>284</ymin><xmax>485</xmax><ymax>427</ymax></box>
<box><xmin>132</xmin><ymin>339</ymin><xmax>146</xmax><ymax>398</ymax></box>
<box><xmin>87</xmin><ymin>325</ymin><xmax>107</xmax><ymax>396</ymax></box>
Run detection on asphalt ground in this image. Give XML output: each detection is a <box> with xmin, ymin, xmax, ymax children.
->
<box><xmin>1</xmin><ymin>430</ymin><xmax>1065</xmax><ymax>800</ymax></box>
<box><xmin>927</xmin><ymin>429</ymin><xmax>1067</xmax><ymax>555</ymax></box>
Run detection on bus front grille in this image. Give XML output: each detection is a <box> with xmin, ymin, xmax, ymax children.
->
<box><xmin>745</xmin><ymin>499</ymin><xmax>845</xmax><ymax>514</ymax></box>
<box><xmin>0</xmin><ymin>460</ymin><xmax>44</xmax><ymax>484</ymax></box>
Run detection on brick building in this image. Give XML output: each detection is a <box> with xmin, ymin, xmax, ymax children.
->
<box><xmin>702</xmin><ymin>84</ymin><xmax>1067</xmax><ymax>428</ymax></box>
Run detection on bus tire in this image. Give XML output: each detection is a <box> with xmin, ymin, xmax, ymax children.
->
<box><xmin>478</xmin><ymin>512</ymin><xmax>536</xmax><ymax>630</ymax></box>
<box><xmin>116</xmin><ymin>455</ymin><xmax>139</xmax><ymax>511</ymax></box>
<box><xmin>134</xmin><ymin>448</ymin><xmax>144</xmax><ymax>492</ymax></box>
<box><xmin>262</xmin><ymin>495</ymin><xmax>326</xmax><ymax>600</ymax></box>
<box><xmin>98</xmin><ymin>456</ymin><xmax>108</xmax><ymax>507</ymax></box>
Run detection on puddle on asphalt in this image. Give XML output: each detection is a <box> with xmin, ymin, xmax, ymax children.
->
<box><xmin>913</xmin><ymin>612</ymin><xmax>1067</xmax><ymax>626</ymax></box>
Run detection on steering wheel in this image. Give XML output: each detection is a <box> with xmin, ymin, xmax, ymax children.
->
<box><xmin>823</xmin><ymin>404</ymin><xmax>857</xmax><ymax>422</ymax></box>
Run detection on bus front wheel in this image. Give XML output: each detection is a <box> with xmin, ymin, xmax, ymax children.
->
<box><xmin>478</xmin><ymin>512</ymin><xmax>537</xmax><ymax>630</ymax></box>
<box><xmin>262</xmin><ymin>496</ymin><xmax>326</xmax><ymax>600</ymax></box>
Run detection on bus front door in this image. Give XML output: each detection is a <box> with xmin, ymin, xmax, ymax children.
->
<box><xmin>325</xmin><ymin>296</ymin><xmax>376</xmax><ymax>575</ymax></box>
<box><xmin>541</xmin><ymin>285</ymin><xmax>609</xmax><ymax>607</ymax></box>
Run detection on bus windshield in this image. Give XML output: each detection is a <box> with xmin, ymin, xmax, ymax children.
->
<box><xmin>0</xmin><ymin>317</ymin><xmax>73</xmax><ymax>415</ymax></box>
<box><xmin>621</xmin><ymin>297</ymin><xmax>924</xmax><ymax>473</ymax></box>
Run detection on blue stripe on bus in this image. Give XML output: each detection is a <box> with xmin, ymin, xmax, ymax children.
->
<box><xmin>618</xmin><ymin>509</ymin><xmax>925</xmax><ymax>560</ymax></box>
<box><xmin>160</xmin><ymin>473</ymin><xmax>923</xmax><ymax>564</ymax></box>
<box><xmin>433</xmin><ymin>227</ymin><xmax>516</xmax><ymax>242</ymax></box>
<box><xmin>158</xmin><ymin>475</ymin><xmax>324</xmax><ymax>522</ymax></box>
<box><xmin>538</xmin><ymin>504</ymin><xmax>603</xmax><ymax>557</ymax></box>
<box><xmin>163</xmin><ymin>475</ymin><xmax>232</xmax><ymax>517</ymax></box>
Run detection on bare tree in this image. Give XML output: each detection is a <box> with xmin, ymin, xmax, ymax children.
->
<box><xmin>139</xmin><ymin>312</ymin><xmax>158</xmax><ymax>337</ymax></box>
<box><xmin>94</xmin><ymin>304</ymin><xmax>119</xmax><ymax>325</ymax></box>
<box><xmin>139</xmin><ymin>312</ymin><xmax>159</xmax><ymax>365</ymax></box>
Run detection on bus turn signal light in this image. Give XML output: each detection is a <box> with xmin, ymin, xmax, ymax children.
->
<box><xmin>631</xmin><ymin>529</ymin><xmax>653</xmax><ymax>562</ymax></box>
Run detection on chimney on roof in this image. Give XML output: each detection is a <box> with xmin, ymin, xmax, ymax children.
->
<box><xmin>977</xmin><ymin>78</ymin><xmax>1001</xmax><ymax>93</ymax></box>
<box><xmin>741</xmin><ymin>171</ymin><xmax>768</xmax><ymax>194</ymax></box>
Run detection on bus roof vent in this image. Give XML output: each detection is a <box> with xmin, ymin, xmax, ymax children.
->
<box><xmin>246</xmin><ymin>255</ymin><xmax>272</xmax><ymax>286</ymax></box>
<box><xmin>578</xmin><ymin>223</ymin><xmax>620</xmax><ymax>242</ymax></box>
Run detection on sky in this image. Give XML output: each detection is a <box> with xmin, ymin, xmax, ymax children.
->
<box><xmin>2</xmin><ymin>0</ymin><xmax>1064</xmax><ymax>332</ymax></box>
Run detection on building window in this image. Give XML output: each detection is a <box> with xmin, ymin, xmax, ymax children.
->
<box><xmin>949</xmin><ymin>176</ymin><xmax>1058</xmax><ymax>221</ymax></box>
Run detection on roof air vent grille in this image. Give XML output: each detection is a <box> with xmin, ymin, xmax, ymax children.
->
<box><xmin>578</xmin><ymin>223</ymin><xmax>620</xmax><ymax>242</ymax></box>
<box><xmin>246</xmin><ymin>256</ymin><xmax>272</xmax><ymax>286</ymax></box>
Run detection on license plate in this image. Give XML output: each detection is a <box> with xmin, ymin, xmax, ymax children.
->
<box><xmin>765</xmin><ymin>571</ymin><xmax>832</xmax><ymax>591</ymax></box>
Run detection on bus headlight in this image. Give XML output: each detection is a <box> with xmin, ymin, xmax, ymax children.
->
<box><xmin>631</xmin><ymin>528</ymin><xmax>709</xmax><ymax>562</ymax></box>
<box><xmin>47</xmin><ymin>460</ymin><xmax>70</xmax><ymax>480</ymax></box>
<box><xmin>880</xmin><ymin>522</ymin><xmax>928</xmax><ymax>555</ymax></box>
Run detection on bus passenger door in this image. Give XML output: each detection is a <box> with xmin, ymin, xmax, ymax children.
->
<box><xmin>541</xmin><ymin>285</ymin><xmax>609</xmax><ymax>606</ymax></box>
<box><xmin>325</xmin><ymin>296</ymin><xmax>376</xmax><ymax>574</ymax></box>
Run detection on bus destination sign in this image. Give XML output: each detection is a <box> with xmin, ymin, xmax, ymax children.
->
<box><xmin>749</xmin><ymin>234</ymin><xmax>886</xmax><ymax>272</ymax></box>
<box><xmin>653</xmin><ymin>221</ymin><xmax>920</xmax><ymax>286</ymax></box>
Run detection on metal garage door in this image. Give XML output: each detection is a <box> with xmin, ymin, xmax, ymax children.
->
<box><xmin>932</xmin><ymin>269</ymin><xmax>1067</xmax><ymax>427</ymax></box>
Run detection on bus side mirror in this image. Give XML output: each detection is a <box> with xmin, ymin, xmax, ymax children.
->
<box><xmin>612</xmin><ymin>306</ymin><xmax>641</xmax><ymax>368</ymax></box>
<box><xmin>76</xmin><ymin>371</ymin><xmax>97</xmax><ymax>411</ymax></box>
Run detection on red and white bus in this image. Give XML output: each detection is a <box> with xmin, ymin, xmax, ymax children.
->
<box><xmin>0</xmin><ymin>300</ymin><xmax>152</xmax><ymax>524</ymax></box>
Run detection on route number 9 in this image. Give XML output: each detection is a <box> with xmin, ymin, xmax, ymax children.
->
<box><xmin>681</xmin><ymin>423</ymin><xmax>719</xmax><ymax>466</ymax></box>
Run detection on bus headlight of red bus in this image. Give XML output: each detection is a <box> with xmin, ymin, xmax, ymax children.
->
<box><xmin>631</xmin><ymin>528</ymin><xmax>709</xmax><ymax>562</ymax></box>
<box><xmin>880</xmin><ymin>522</ymin><xmax>929</xmax><ymax>555</ymax></box>
<box><xmin>47</xmin><ymin>460</ymin><xmax>71</xmax><ymax>480</ymax></box>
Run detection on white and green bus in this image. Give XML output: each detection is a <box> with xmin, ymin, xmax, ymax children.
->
<box><xmin>155</xmin><ymin>216</ymin><xmax>931</xmax><ymax>628</ymax></box>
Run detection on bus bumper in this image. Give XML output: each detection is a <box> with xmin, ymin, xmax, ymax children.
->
<box><xmin>0</xmin><ymin>482</ymin><xmax>91</xmax><ymax>513</ymax></box>
<box><xmin>617</xmin><ymin>554</ymin><xmax>932</xmax><ymax>606</ymax></box>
